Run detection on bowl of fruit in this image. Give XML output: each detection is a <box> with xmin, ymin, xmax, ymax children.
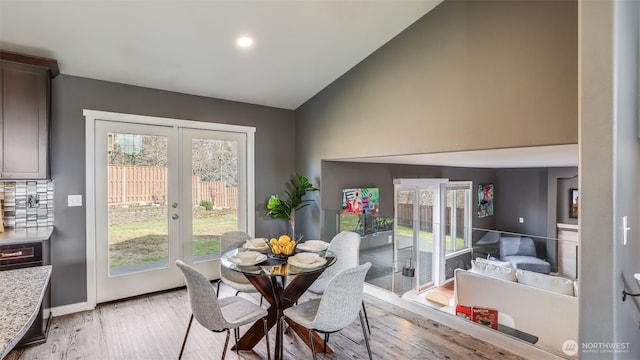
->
<box><xmin>269</xmin><ymin>235</ymin><xmax>297</xmax><ymax>257</ymax></box>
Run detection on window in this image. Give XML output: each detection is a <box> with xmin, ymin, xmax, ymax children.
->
<box><xmin>445</xmin><ymin>182</ymin><xmax>472</xmax><ymax>256</ymax></box>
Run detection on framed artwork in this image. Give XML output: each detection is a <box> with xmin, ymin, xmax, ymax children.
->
<box><xmin>341</xmin><ymin>187</ymin><xmax>379</xmax><ymax>216</ymax></box>
<box><xmin>477</xmin><ymin>184</ymin><xmax>494</xmax><ymax>218</ymax></box>
<box><xmin>569</xmin><ymin>188</ymin><xmax>579</xmax><ymax>219</ymax></box>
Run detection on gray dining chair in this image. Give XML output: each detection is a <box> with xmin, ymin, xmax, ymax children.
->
<box><xmin>176</xmin><ymin>260</ymin><xmax>270</xmax><ymax>360</ymax></box>
<box><xmin>283</xmin><ymin>262</ymin><xmax>373</xmax><ymax>360</ymax></box>
<box><xmin>307</xmin><ymin>231</ymin><xmax>371</xmax><ymax>334</ymax></box>
<box><xmin>218</xmin><ymin>231</ymin><xmax>263</xmax><ymax>305</ymax></box>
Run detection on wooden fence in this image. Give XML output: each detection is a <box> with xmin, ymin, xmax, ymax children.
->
<box><xmin>108</xmin><ymin>165</ymin><xmax>237</xmax><ymax>208</ymax></box>
<box><xmin>396</xmin><ymin>203</ymin><xmax>465</xmax><ymax>232</ymax></box>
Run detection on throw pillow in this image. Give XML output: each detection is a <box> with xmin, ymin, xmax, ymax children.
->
<box><xmin>475</xmin><ymin>257</ymin><xmax>513</xmax><ymax>269</ymax></box>
<box><xmin>470</xmin><ymin>260</ymin><xmax>517</xmax><ymax>282</ymax></box>
<box><xmin>516</xmin><ymin>269</ymin><xmax>575</xmax><ymax>296</ymax></box>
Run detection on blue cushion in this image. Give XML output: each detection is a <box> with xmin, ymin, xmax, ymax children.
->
<box><xmin>500</xmin><ymin>236</ymin><xmax>537</xmax><ymax>258</ymax></box>
<box><xmin>503</xmin><ymin>255</ymin><xmax>551</xmax><ymax>274</ymax></box>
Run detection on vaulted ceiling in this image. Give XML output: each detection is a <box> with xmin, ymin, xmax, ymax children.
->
<box><xmin>0</xmin><ymin>0</ymin><xmax>442</xmax><ymax>110</ymax></box>
<box><xmin>0</xmin><ymin>0</ymin><xmax>578</xmax><ymax>168</ymax></box>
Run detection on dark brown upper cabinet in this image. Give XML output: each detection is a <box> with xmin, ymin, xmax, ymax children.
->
<box><xmin>0</xmin><ymin>51</ymin><xmax>59</xmax><ymax>179</ymax></box>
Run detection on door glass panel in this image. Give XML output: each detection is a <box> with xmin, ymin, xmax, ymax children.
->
<box><xmin>417</xmin><ymin>189</ymin><xmax>435</xmax><ymax>288</ymax></box>
<box><xmin>394</xmin><ymin>190</ymin><xmax>415</xmax><ymax>294</ymax></box>
<box><xmin>445</xmin><ymin>188</ymin><xmax>470</xmax><ymax>254</ymax></box>
<box><xmin>454</xmin><ymin>189</ymin><xmax>467</xmax><ymax>252</ymax></box>
<box><xmin>191</xmin><ymin>137</ymin><xmax>239</xmax><ymax>262</ymax></box>
<box><xmin>445</xmin><ymin>190</ymin><xmax>456</xmax><ymax>254</ymax></box>
<box><xmin>107</xmin><ymin>133</ymin><xmax>169</xmax><ymax>276</ymax></box>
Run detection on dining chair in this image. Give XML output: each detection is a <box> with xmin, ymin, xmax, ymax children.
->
<box><xmin>283</xmin><ymin>262</ymin><xmax>373</xmax><ymax>360</ymax></box>
<box><xmin>218</xmin><ymin>231</ymin><xmax>263</xmax><ymax>305</ymax></box>
<box><xmin>176</xmin><ymin>260</ymin><xmax>270</xmax><ymax>360</ymax></box>
<box><xmin>307</xmin><ymin>231</ymin><xmax>371</xmax><ymax>334</ymax></box>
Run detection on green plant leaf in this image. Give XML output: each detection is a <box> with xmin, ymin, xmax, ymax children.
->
<box><xmin>266</xmin><ymin>174</ymin><xmax>318</xmax><ymax>221</ymax></box>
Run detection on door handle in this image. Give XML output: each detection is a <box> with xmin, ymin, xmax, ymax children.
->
<box><xmin>172</xmin><ymin>214</ymin><xmax>179</xmax><ymax>220</ymax></box>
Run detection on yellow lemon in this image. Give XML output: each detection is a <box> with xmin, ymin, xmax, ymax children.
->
<box><xmin>271</xmin><ymin>245</ymin><xmax>280</xmax><ymax>254</ymax></box>
<box><xmin>278</xmin><ymin>234</ymin><xmax>291</xmax><ymax>244</ymax></box>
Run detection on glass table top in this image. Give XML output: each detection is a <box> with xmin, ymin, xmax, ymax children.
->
<box><xmin>221</xmin><ymin>248</ymin><xmax>337</xmax><ymax>276</ymax></box>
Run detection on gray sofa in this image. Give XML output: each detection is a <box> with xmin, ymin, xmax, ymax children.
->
<box><xmin>499</xmin><ymin>236</ymin><xmax>551</xmax><ymax>274</ymax></box>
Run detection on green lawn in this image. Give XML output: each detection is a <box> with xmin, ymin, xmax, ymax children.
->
<box><xmin>108</xmin><ymin>211</ymin><xmax>236</xmax><ymax>268</ymax></box>
<box><xmin>340</xmin><ymin>213</ymin><xmax>465</xmax><ymax>251</ymax></box>
<box><xmin>110</xmin><ymin>210</ymin><xmax>467</xmax><ymax>269</ymax></box>
<box><xmin>396</xmin><ymin>224</ymin><xmax>465</xmax><ymax>251</ymax></box>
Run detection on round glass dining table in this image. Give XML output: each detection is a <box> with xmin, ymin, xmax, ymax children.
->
<box><xmin>220</xmin><ymin>247</ymin><xmax>337</xmax><ymax>360</ymax></box>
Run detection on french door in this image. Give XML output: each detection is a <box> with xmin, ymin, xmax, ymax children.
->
<box><xmin>87</xmin><ymin>110</ymin><xmax>253</xmax><ymax>304</ymax></box>
<box><xmin>393</xmin><ymin>179</ymin><xmax>471</xmax><ymax>293</ymax></box>
<box><xmin>394</xmin><ymin>180</ymin><xmax>444</xmax><ymax>293</ymax></box>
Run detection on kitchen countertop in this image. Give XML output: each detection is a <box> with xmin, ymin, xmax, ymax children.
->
<box><xmin>0</xmin><ymin>265</ymin><xmax>52</xmax><ymax>359</ymax></box>
<box><xmin>0</xmin><ymin>227</ymin><xmax>53</xmax><ymax>245</ymax></box>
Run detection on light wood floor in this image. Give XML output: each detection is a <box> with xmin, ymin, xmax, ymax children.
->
<box><xmin>6</xmin><ymin>284</ymin><xmax>526</xmax><ymax>360</ymax></box>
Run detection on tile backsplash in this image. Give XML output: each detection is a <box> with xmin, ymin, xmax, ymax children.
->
<box><xmin>0</xmin><ymin>180</ymin><xmax>54</xmax><ymax>228</ymax></box>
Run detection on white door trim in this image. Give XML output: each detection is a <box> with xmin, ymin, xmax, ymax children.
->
<box><xmin>84</xmin><ymin>109</ymin><xmax>256</xmax><ymax>310</ymax></box>
<box><xmin>393</xmin><ymin>178</ymin><xmax>448</xmax><ymax>291</ymax></box>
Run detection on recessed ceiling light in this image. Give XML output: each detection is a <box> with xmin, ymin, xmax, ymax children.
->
<box><xmin>237</xmin><ymin>36</ymin><xmax>253</xmax><ymax>48</ymax></box>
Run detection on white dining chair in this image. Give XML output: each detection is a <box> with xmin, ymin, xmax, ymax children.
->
<box><xmin>307</xmin><ymin>231</ymin><xmax>371</xmax><ymax>334</ymax></box>
<box><xmin>217</xmin><ymin>231</ymin><xmax>263</xmax><ymax>305</ymax></box>
<box><xmin>283</xmin><ymin>262</ymin><xmax>373</xmax><ymax>360</ymax></box>
<box><xmin>176</xmin><ymin>260</ymin><xmax>270</xmax><ymax>360</ymax></box>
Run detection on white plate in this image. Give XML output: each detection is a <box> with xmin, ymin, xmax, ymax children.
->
<box><xmin>287</xmin><ymin>256</ymin><xmax>327</xmax><ymax>269</ymax></box>
<box><xmin>297</xmin><ymin>241</ymin><xmax>329</xmax><ymax>252</ymax></box>
<box><xmin>242</xmin><ymin>243</ymin><xmax>269</xmax><ymax>251</ymax></box>
<box><xmin>229</xmin><ymin>253</ymin><xmax>268</xmax><ymax>266</ymax></box>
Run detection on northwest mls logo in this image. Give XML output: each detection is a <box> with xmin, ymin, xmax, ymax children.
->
<box><xmin>563</xmin><ymin>339</ymin><xmax>631</xmax><ymax>356</ymax></box>
<box><xmin>562</xmin><ymin>340</ymin><xmax>579</xmax><ymax>356</ymax></box>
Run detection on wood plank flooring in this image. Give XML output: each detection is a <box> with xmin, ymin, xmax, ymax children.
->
<box><xmin>6</xmin><ymin>284</ymin><xmax>527</xmax><ymax>360</ymax></box>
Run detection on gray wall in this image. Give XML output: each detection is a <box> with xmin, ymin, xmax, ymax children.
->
<box><xmin>50</xmin><ymin>75</ymin><xmax>295</xmax><ymax>307</ymax></box>
<box><xmin>546</xmin><ymin>167</ymin><xmax>579</xmax><ymax>272</ymax></box>
<box><xmin>492</xmin><ymin>167</ymin><xmax>579</xmax><ymax>241</ymax></box>
<box><xmin>494</xmin><ymin>168</ymin><xmax>548</xmax><ymax>237</ymax></box>
<box><xmin>555</xmin><ymin>171</ymin><xmax>579</xmax><ymax>226</ymax></box>
<box><xmin>580</xmin><ymin>0</ymin><xmax>640</xmax><ymax>358</ymax></box>
<box><xmin>295</xmin><ymin>0</ymin><xmax>578</xmax><ymax>240</ymax></box>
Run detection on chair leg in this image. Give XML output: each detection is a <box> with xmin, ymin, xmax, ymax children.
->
<box><xmin>260</xmin><ymin>296</ymin><xmax>263</xmax><ymax>307</ymax></box>
<box><xmin>323</xmin><ymin>333</ymin><xmax>328</xmax><ymax>353</ymax></box>
<box><xmin>216</xmin><ymin>281</ymin><xmax>222</xmax><ymax>298</ymax></box>
<box><xmin>308</xmin><ymin>330</ymin><xmax>318</xmax><ymax>360</ymax></box>
<box><xmin>262</xmin><ymin>318</ymin><xmax>271</xmax><ymax>360</ymax></box>
<box><xmin>362</xmin><ymin>301</ymin><xmax>371</xmax><ymax>334</ymax></box>
<box><xmin>221</xmin><ymin>329</ymin><xmax>231</xmax><ymax>360</ymax></box>
<box><xmin>178</xmin><ymin>314</ymin><xmax>194</xmax><ymax>360</ymax></box>
<box><xmin>234</xmin><ymin>328</ymin><xmax>240</xmax><ymax>356</ymax></box>
<box><xmin>359</xmin><ymin>311</ymin><xmax>373</xmax><ymax>360</ymax></box>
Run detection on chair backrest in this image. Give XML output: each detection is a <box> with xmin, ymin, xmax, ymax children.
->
<box><xmin>500</xmin><ymin>236</ymin><xmax>536</xmax><ymax>258</ymax></box>
<box><xmin>326</xmin><ymin>230</ymin><xmax>361</xmax><ymax>274</ymax></box>
<box><xmin>311</xmin><ymin>262</ymin><xmax>372</xmax><ymax>332</ymax></box>
<box><xmin>176</xmin><ymin>260</ymin><xmax>227</xmax><ymax>331</ymax></box>
<box><xmin>221</xmin><ymin>231</ymin><xmax>251</xmax><ymax>252</ymax></box>
<box><xmin>220</xmin><ymin>231</ymin><xmax>252</xmax><ymax>284</ymax></box>
<box><xmin>308</xmin><ymin>231</ymin><xmax>361</xmax><ymax>294</ymax></box>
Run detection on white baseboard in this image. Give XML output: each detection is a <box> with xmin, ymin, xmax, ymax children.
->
<box><xmin>49</xmin><ymin>302</ymin><xmax>93</xmax><ymax>317</ymax></box>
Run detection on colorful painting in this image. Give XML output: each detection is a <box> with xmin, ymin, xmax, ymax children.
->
<box><xmin>342</xmin><ymin>188</ymin><xmax>379</xmax><ymax>216</ymax></box>
<box><xmin>569</xmin><ymin>188</ymin><xmax>578</xmax><ymax>219</ymax></box>
<box><xmin>477</xmin><ymin>184</ymin><xmax>494</xmax><ymax>218</ymax></box>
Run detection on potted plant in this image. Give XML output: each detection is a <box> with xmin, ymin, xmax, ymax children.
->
<box><xmin>266</xmin><ymin>174</ymin><xmax>318</xmax><ymax>240</ymax></box>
